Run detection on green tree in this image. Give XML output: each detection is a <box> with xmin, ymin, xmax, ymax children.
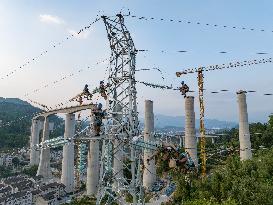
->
<box><xmin>12</xmin><ymin>157</ymin><xmax>20</xmax><ymax>167</ymax></box>
<box><xmin>22</xmin><ymin>165</ymin><xmax>38</xmax><ymax>177</ymax></box>
<box><xmin>68</xmin><ymin>196</ymin><xmax>96</xmax><ymax>205</ymax></box>
<box><xmin>170</xmin><ymin>149</ymin><xmax>273</xmax><ymax>205</ymax></box>
<box><xmin>0</xmin><ymin>166</ymin><xmax>13</xmax><ymax>178</ymax></box>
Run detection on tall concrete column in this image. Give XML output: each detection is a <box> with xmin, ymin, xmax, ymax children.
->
<box><xmin>61</xmin><ymin>113</ymin><xmax>75</xmax><ymax>193</ymax></box>
<box><xmin>37</xmin><ymin>117</ymin><xmax>52</xmax><ymax>180</ymax></box>
<box><xmin>30</xmin><ymin>119</ymin><xmax>41</xmax><ymax>165</ymax></box>
<box><xmin>86</xmin><ymin>113</ymin><xmax>100</xmax><ymax>196</ymax></box>
<box><xmin>237</xmin><ymin>91</ymin><xmax>252</xmax><ymax>160</ymax></box>
<box><xmin>113</xmin><ymin>104</ymin><xmax>124</xmax><ymax>190</ymax></box>
<box><xmin>211</xmin><ymin>137</ymin><xmax>215</xmax><ymax>144</ymax></box>
<box><xmin>184</xmin><ymin>96</ymin><xmax>198</xmax><ymax>166</ymax></box>
<box><xmin>143</xmin><ymin>100</ymin><xmax>156</xmax><ymax>189</ymax></box>
<box><xmin>179</xmin><ymin>137</ymin><xmax>182</xmax><ymax>147</ymax></box>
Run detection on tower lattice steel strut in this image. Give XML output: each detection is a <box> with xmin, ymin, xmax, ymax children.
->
<box><xmin>96</xmin><ymin>14</ymin><xmax>143</xmax><ymax>204</ymax></box>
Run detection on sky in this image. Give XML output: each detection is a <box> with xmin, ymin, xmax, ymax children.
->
<box><xmin>1</xmin><ymin>0</ymin><xmax>273</xmax><ymax>123</ymax></box>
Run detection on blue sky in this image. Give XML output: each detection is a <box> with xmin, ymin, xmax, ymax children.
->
<box><xmin>1</xmin><ymin>0</ymin><xmax>273</xmax><ymax>123</ymax></box>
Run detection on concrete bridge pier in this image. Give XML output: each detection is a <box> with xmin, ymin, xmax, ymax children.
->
<box><xmin>61</xmin><ymin>113</ymin><xmax>75</xmax><ymax>193</ymax></box>
<box><xmin>37</xmin><ymin>117</ymin><xmax>52</xmax><ymax>180</ymax></box>
<box><xmin>86</xmin><ymin>113</ymin><xmax>100</xmax><ymax>196</ymax></box>
<box><xmin>184</xmin><ymin>96</ymin><xmax>198</xmax><ymax>166</ymax></box>
<box><xmin>211</xmin><ymin>137</ymin><xmax>215</xmax><ymax>144</ymax></box>
<box><xmin>143</xmin><ymin>100</ymin><xmax>156</xmax><ymax>189</ymax></box>
<box><xmin>30</xmin><ymin>119</ymin><xmax>42</xmax><ymax>165</ymax></box>
<box><xmin>237</xmin><ymin>91</ymin><xmax>252</xmax><ymax>160</ymax></box>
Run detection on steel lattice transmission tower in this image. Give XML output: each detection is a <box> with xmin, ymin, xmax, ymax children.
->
<box><xmin>96</xmin><ymin>14</ymin><xmax>143</xmax><ymax>204</ymax></box>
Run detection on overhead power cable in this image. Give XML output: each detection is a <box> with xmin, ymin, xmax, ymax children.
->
<box><xmin>136</xmin><ymin>67</ymin><xmax>165</xmax><ymax>80</ymax></box>
<box><xmin>1</xmin><ymin>63</ymin><xmax>107</xmax><ymax>129</ymax></box>
<box><xmin>0</xmin><ymin>98</ymin><xmax>93</xmax><ymax>128</ymax></box>
<box><xmin>23</xmin><ymin>58</ymin><xmax>108</xmax><ymax>97</ymax></box>
<box><xmin>0</xmin><ymin>17</ymin><xmax>101</xmax><ymax>81</ymax></box>
<box><xmin>136</xmin><ymin>80</ymin><xmax>173</xmax><ymax>90</ymax></box>
<box><xmin>138</xmin><ymin>49</ymin><xmax>270</xmax><ymax>55</ymax></box>
<box><xmin>129</xmin><ymin>15</ymin><xmax>273</xmax><ymax>34</ymax></box>
<box><xmin>137</xmin><ymin>80</ymin><xmax>273</xmax><ymax>96</ymax></box>
<box><xmin>176</xmin><ymin>57</ymin><xmax>272</xmax><ymax>76</ymax></box>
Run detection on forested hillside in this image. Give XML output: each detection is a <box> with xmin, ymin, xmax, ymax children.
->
<box><xmin>68</xmin><ymin>116</ymin><xmax>273</xmax><ymax>205</ymax></box>
<box><xmin>166</xmin><ymin>115</ymin><xmax>273</xmax><ymax>205</ymax></box>
<box><xmin>0</xmin><ymin>98</ymin><xmax>63</xmax><ymax>150</ymax></box>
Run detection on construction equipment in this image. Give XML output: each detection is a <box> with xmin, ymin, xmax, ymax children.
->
<box><xmin>176</xmin><ymin>57</ymin><xmax>273</xmax><ymax>178</ymax></box>
<box><xmin>197</xmin><ymin>69</ymin><xmax>206</xmax><ymax>178</ymax></box>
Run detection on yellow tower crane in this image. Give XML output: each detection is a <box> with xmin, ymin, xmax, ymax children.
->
<box><xmin>197</xmin><ymin>69</ymin><xmax>206</xmax><ymax>178</ymax></box>
<box><xmin>176</xmin><ymin>57</ymin><xmax>272</xmax><ymax>178</ymax></box>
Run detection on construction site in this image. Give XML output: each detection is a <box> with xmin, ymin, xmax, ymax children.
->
<box><xmin>1</xmin><ymin>1</ymin><xmax>273</xmax><ymax>205</ymax></box>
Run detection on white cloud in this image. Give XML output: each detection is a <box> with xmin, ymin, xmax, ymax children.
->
<box><xmin>68</xmin><ymin>29</ymin><xmax>90</xmax><ymax>40</ymax></box>
<box><xmin>39</xmin><ymin>14</ymin><xmax>64</xmax><ymax>25</ymax></box>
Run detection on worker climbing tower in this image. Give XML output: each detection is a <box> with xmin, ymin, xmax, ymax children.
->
<box><xmin>96</xmin><ymin>14</ymin><xmax>142</xmax><ymax>204</ymax></box>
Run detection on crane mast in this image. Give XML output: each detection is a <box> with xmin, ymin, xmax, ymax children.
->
<box><xmin>197</xmin><ymin>69</ymin><xmax>206</xmax><ymax>177</ymax></box>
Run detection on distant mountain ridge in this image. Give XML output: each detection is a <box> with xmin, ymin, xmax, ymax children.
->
<box><xmin>146</xmin><ymin>114</ymin><xmax>237</xmax><ymax>129</ymax></box>
<box><xmin>0</xmin><ymin>97</ymin><xmax>31</xmax><ymax>106</ymax></box>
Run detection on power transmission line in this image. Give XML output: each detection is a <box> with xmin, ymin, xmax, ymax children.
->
<box><xmin>1</xmin><ymin>17</ymin><xmax>101</xmax><ymax>81</ymax></box>
<box><xmin>176</xmin><ymin>57</ymin><xmax>272</xmax><ymax>76</ymax></box>
<box><xmin>23</xmin><ymin>58</ymin><xmax>108</xmax><ymax>97</ymax></box>
<box><xmin>129</xmin><ymin>15</ymin><xmax>273</xmax><ymax>33</ymax></box>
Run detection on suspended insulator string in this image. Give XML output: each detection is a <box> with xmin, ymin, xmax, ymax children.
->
<box><xmin>176</xmin><ymin>57</ymin><xmax>272</xmax><ymax>76</ymax></box>
<box><xmin>0</xmin><ymin>17</ymin><xmax>101</xmax><ymax>81</ymax></box>
<box><xmin>129</xmin><ymin>15</ymin><xmax>272</xmax><ymax>33</ymax></box>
